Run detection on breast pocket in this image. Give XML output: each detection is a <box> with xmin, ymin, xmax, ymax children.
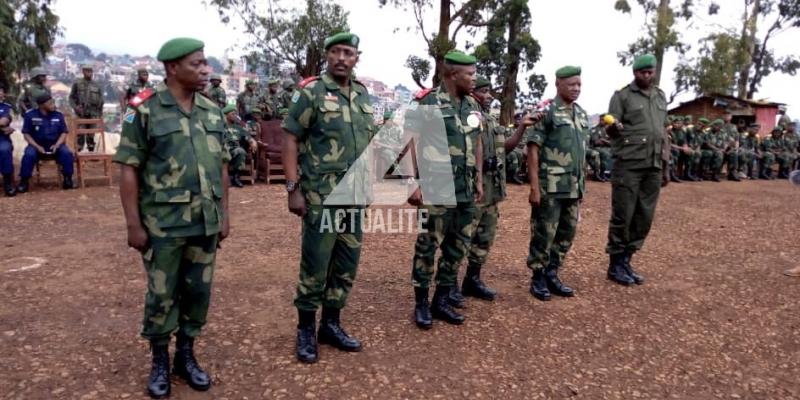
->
<box><xmin>317</xmin><ymin>101</ymin><xmax>345</xmax><ymax>134</ymax></box>
<box><xmin>625</xmin><ymin>106</ymin><xmax>647</xmax><ymax>127</ymax></box>
<box><xmin>149</xmin><ymin>119</ymin><xmax>185</xmax><ymax>161</ymax></box>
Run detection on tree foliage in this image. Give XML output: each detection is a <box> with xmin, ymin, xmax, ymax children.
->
<box><xmin>209</xmin><ymin>0</ymin><xmax>349</xmax><ymax>78</ymax></box>
<box><xmin>0</xmin><ymin>0</ymin><xmax>61</xmax><ymax>93</ymax></box>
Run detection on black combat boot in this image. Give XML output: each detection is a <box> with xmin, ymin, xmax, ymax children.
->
<box><xmin>779</xmin><ymin>168</ymin><xmax>790</xmax><ymax>179</ymax></box>
<box><xmin>147</xmin><ymin>342</ymin><xmax>170</xmax><ymax>399</ymax></box>
<box><xmin>461</xmin><ymin>263</ymin><xmax>496</xmax><ymax>301</ymax></box>
<box><xmin>688</xmin><ymin>168</ymin><xmax>701</xmax><ymax>181</ymax></box>
<box><xmin>173</xmin><ymin>334</ymin><xmax>211</xmax><ymax>391</ymax></box>
<box><xmin>607</xmin><ymin>253</ymin><xmax>634</xmax><ymax>286</ymax></box>
<box><xmin>414</xmin><ymin>287</ymin><xmax>433</xmax><ymax>329</ymax></box>
<box><xmin>669</xmin><ymin>169</ymin><xmax>682</xmax><ymax>183</ymax></box>
<box><xmin>3</xmin><ymin>174</ymin><xmax>15</xmax><ymax>197</ymax></box>
<box><xmin>430</xmin><ymin>285</ymin><xmax>464</xmax><ymax>325</ymax></box>
<box><xmin>759</xmin><ymin>166</ymin><xmax>770</xmax><ymax>179</ymax></box>
<box><xmin>447</xmin><ymin>286</ymin><xmax>465</xmax><ymax>308</ymax></box>
<box><xmin>16</xmin><ymin>177</ymin><xmax>29</xmax><ymax>194</ymax></box>
<box><xmin>62</xmin><ymin>175</ymin><xmax>74</xmax><ymax>190</ymax></box>
<box><xmin>529</xmin><ymin>268</ymin><xmax>551</xmax><ymax>301</ymax></box>
<box><xmin>230</xmin><ymin>172</ymin><xmax>244</xmax><ymax>188</ymax></box>
<box><xmin>318</xmin><ymin>307</ymin><xmax>362</xmax><ymax>352</ymax></box>
<box><xmin>728</xmin><ymin>171</ymin><xmax>741</xmax><ymax>181</ymax></box>
<box><xmin>544</xmin><ymin>263</ymin><xmax>574</xmax><ymax>297</ymax></box>
<box><xmin>296</xmin><ymin>310</ymin><xmax>318</xmax><ymax>363</ymax></box>
<box><xmin>622</xmin><ymin>252</ymin><xmax>645</xmax><ymax>285</ymax></box>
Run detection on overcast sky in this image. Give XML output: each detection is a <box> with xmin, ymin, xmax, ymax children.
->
<box><xmin>55</xmin><ymin>0</ymin><xmax>799</xmax><ymax>115</ymax></box>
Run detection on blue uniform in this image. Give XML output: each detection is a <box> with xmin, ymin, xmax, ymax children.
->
<box><xmin>20</xmin><ymin>109</ymin><xmax>74</xmax><ymax>178</ymax></box>
<box><xmin>0</xmin><ymin>102</ymin><xmax>13</xmax><ymax>175</ymax></box>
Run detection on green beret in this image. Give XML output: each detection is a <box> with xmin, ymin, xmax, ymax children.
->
<box><xmin>698</xmin><ymin>117</ymin><xmax>710</xmax><ymax>124</ymax></box>
<box><xmin>474</xmin><ymin>76</ymin><xmax>491</xmax><ymax>89</ymax></box>
<box><xmin>210</xmin><ymin>74</ymin><xmax>222</xmax><ymax>81</ymax></box>
<box><xmin>30</xmin><ymin>67</ymin><xmax>46</xmax><ymax>77</ymax></box>
<box><xmin>324</xmin><ymin>32</ymin><xmax>359</xmax><ymax>50</ymax></box>
<box><xmin>268</xmin><ymin>78</ymin><xmax>280</xmax><ymax>85</ymax></box>
<box><xmin>81</xmin><ymin>64</ymin><xmax>93</xmax><ymax>70</ymax></box>
<box><xmin>684</xmin><ymin>115</ymin><xmax>693</xmax><ymax>122</ymax></box>
<box><xmin>157</xmin><ymin>37</ymin><xmax>205</xmax><ymax>62</ymax></box>
<box><xmin>632</xmin><ymin>54</ymin><xmax>657</xmax><ymax>71</ymax></box>
<box><xmin>667</xmin><ymin>115</ymin><xmax>675</xmax><ymax>123</ymax></box>
<box><xmin>672</xmin><ymin>116</ymin><xmax>684</xmax><ymax>122</ymax></box>
<box><xmin>444</xmin><ymin>50</ymin><xmax>476</xmax><ymax>66</ymax></box>
<box><xmin>711</xmin><ymin>119</ymin><xmax>724</xmax><ymax>127</ymax></box>
<box><xmin>245</xmin><ymin>79</ymin><xmax>256</xmax><ymax>85</ymax></box>
<box><xmin>221</xmin><ymin>104</ymin><xmax>237</xmax><ymax>114</ymax></box>
<box><xmin>555</xmin><ymin>65</ymin><xmax>581</xmax><ymax>79</ymax></box>
<box><xmin>252</xmin><ymin>107</ymin><xmax>263</xmax><ymax>114</ymax></box>
<box><xmin>279</xmin><ymin>108</ymin><xmax>289</xmax><ymax>115</ymax></box>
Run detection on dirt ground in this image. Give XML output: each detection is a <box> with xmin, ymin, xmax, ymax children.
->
<box><xmin>1</xmin><ymin>174</ymin><xmax>799</xmax><ymax>400</ymax></box>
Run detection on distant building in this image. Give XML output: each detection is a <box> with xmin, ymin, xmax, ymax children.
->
<box><xmin>669</xmin><ymin>93</ymin><xmax>787</xmax><ymax>137</ymax></box>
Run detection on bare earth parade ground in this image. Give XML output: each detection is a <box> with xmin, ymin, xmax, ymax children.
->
<box><xmin>1</xmin><ymin>179</ymin><xmax>799</xmax><ymax>399</ymax></box>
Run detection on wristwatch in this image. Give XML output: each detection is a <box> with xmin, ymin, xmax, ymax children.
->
<box><xmin>286</xmin><ymin>180</ymin><xmax>297</xmax><ymax>193</ymax></box>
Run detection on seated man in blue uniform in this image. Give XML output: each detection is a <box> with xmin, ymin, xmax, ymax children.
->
<box><xmin>0</xmin><ymin>88</ymin><xmax>15</xmax><ymax>196</ymax></box>
<box><xmin>17</xmin><ymin>93</ymin><xmax>75</xmax><ymax>193</ymax></box>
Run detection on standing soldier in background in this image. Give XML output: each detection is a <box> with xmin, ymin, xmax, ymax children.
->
<box><xmin>237</xmin><ymin>79</ymin><xmax>261</xmax><ymax>122</ymax></box>
<box><xmin>69</xmin><ymin>64</ymin><xmax>105</xmax><ymax>152</ymax></box>
<box><xmin>18</xmin><ymin>67</ymin><xmax>51</xmax><ymax>114</ymax></box>
<box><xmin>282</xmin><ymin>32</ymin><xmax>373</xmax><ymax>364</ymax></box>
<box><xmin>604</xmin><ymin>54</ymin><xmax>667</xmax><ymax>286</ymax></box>
<box><xmin>454</xmin><ymin>76</ymin><xmax>538</xmax><ymax>304</ymax></box>
<box><xmin>408</xmin><ymin>50</ymin><xmax>483</xmax><ymax>329</ymax></box>
<box><xmin>222</xmin><ymin>104</ymin><xmax>256</xmax><ymax>188</ymax></box>
<box><xmin>526</xmin><ymin>66</ymin><xmax>586</xmax><ymax>301</ymax></box>
<box><xmin>121</xmin><ymin>68</ymin><xmax>153</xmax><ymax>110</ymax></box>
<box><xmin>206</xmin><ymin>74</ymin><xmax>227</xmax><ymax>108</ymax></box>
<box><xmin>505</xmin><ymin>113</ymin><xmax>528</xmax><ymax>184</ymax></box>
<box><xmin>280</xmin><ymin>79</ymin><xmax>295</xmax><ymax>109</ymax></box>
<box><xmin>114</xmin><ymin>38</ymin><xmax>229</xmax><ymax>398</ymax></box>
<box><xmin>588</xmin><ymin>117</ymin><xmax>612</xmax><ymax>182</ymax></box>
<box><xmin>266</xmin><ymin>78</ymin><xmax>282</xmax><ymax>118</ymax></box>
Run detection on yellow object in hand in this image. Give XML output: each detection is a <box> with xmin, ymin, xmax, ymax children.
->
<box><xmin>603</xmin><ymin>114</ymin><xmax>616</xmax><ymax>125</ymax></box>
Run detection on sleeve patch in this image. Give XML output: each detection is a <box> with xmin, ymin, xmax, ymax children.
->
<box><xmin>123</xmin><ymin>107</ymin><xmax>136</xmax><ymax>124</ymax></box>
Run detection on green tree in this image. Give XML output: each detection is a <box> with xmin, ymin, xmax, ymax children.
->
<box><xmin>474</xmin><ymin>0</ymin><xmax>544</xmax><ymax>125</ymax></box>
<box><xmin>379</xmin><ymin>0</ymin><xmax>491</xmax><ymax>87</ymax></box>
<box><xmin>210</xmin><ymin>0</ymin><xmax>349</xmax><ymax>78</ymax></box>
<box><xmin>0</xmin><ymin>0</ymin><xmax>61</xmax><ymax>94</ymax></box>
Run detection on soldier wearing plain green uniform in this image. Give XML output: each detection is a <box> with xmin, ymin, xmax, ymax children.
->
<box><xmin>222</xmin><ymin>104</ymin><xmax>256</xmax><ymax>188</ymax></box>
<box><xmin>282</xmin><ymin>32</ymin><xmax>374</xmax><ymax>364</ymax></box>
<box><xmin>69</xmin><ymin>64</ymin><xmax>105</xmax><ymax>151</ymax></box>
<box><xmin>526</xmin><ymin>66</ymin><xmax>587</xmax><ymax>301</ymax></box>
<box><xmin>115</xmin><ymin>38</ymin><xmax>228</xmax><ymax>398</ymax></box>
<box><xmin>237</xmin><ymin>79</ymin><xmax>261</xmax><ymax>121</ymax></box>
<box><xmin>18</xmin><ymin>67</ymin><xmax>51</xmax><ymax>114</ymax></box>
<box><xmin>604</xmin><ymin>54</ymin><xmax>667</xmax><ymax>286</ymax></box>
<box><xmin>453</xmin><ymin>76</ymin><xmax>536</xmax><ymax>304</ymax></box>
<box><xmin>407</xmin><ymin>50</ymin><xmax>484</xmax><ymax>330</ymax></box>
<box><xmin>206</xmin><ymin>74</ymin><xmax>227</xmax><ymax>108</ymax></box>
<box><xmin>588</xmin><ymin>118</ymin><xmax>612</xmax><ymax>182</ymax></box>
<box><xmin>121</xmin><ymin>68</ymin><xmax>153</xmax><ymax>110</ymax></box>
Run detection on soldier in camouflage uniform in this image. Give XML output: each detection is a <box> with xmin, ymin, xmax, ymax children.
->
<box><xmin>721</xmin><ymin>113</ymin><xmax>742</xmax><ymax>181</ymax></box>
<box><xmin>114</xmin><ymin>38</ymin><xmax>228</xmax><ymax>398</ymax></box>
<box><xmin>450</xmin><ymin>76</ymin><xmax>538</xmax><ymax>305</ymax></box>
<box><xmin>526</xmin><ymin>66</ymin><xmax>587</xmax><ymax>301</ymax></box>
<box><xmin>222</xmin><ymin>104</ymin><xmax>256</xmax><ymax>188</ymax></box>
<box><xmin>281</xmin><ymin>79</ymin><xmax>295</xmax><ymax>110</ymax></box>
<box><xmin>265</xmin><ymin>78</ymin><xmax>283</xmax><ymax>118</ymax></box>
<box><xmin>669</xmin><ymin>116</ymin><xmax>695</xmax><ymax>181</ymax></box>
<box><xmin>121</xmin><ymin>68</ymin><xmax>153</xmax><ymax>111</ymax></box>
<box><xmin>777</xmin><ymin>123</ymin><xmax>798</xmax><ymax>178</ymax></box>
<box><xmin>759</xmin><ymin>127</ymin><xmax>779</xmax><ymax>179</ymax></box>
<box><xmin>282</xmin><ymin>32</ymin><xmax>374</xmax><ymax>363</ymax></box>
<box><xmin>700</xmin><ymin>119</ymin><xmax>725</xmax><ymax>182</ymax></box>
<box><xmin>727</xmin><ymin>120</ymin><xmax>751</xmax><ymax>180</ymax></box>
<box><xmin>407</xmin><ymin>50</ymin><xmax>484</xmax><ymax>329</ymax></box>
<box><xmin>588</xmin><ymin>118</ymin><xmax>612</xmax><ymax>182</ymax></box>
<box><xmin>375</xmin><ymin>110</ymin><xmax>403</xmax><ymax>176</ymax></box>
<box><xmin>18</xmin><ymin>67</ymin><xmax>51</xmax><ymax>114</ymax></box>
<box><xmin>206</xmin><ymin>74</ymin><xmax>227</xmax><ymax>108</ymax></box>
<box><xmin>69</xmin><ymin>64</ymin><xmax>105</xmax><ymax>151</ymax></box>
<box><xmin>236</xmin><ymin>80</ymin><xmax>261</xmax><ymax>122</ymax></box>
<box><xmin>744</xmin><ymin>123</ymin><xmax>763</xmax><ymax>179</ymax></box>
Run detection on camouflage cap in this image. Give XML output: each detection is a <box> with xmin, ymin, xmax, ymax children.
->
<box><xmin>633</xmin><ymin>54</ymin><xmax>657</xmax><ymax>71</ymax></box>
<box><xmin>282</xmin><ymin>79</ymin><xmax>295</xmax><ymax>89</ymax></box>
<box><xmin>324</xmin><ymin>32</ymin><xmax>359</xmax><ymax>51</ymax></box>
<box><xmin>136</xmin><ymin>67</ymin><xmax>149</xmax><ymax>73</ymax></box>
<box><xmin>30</xmin><ymin>67</ymin><xmax>47</xmax><ymax>77</ymax></box>
<box><xmin>156</xmin><ymin>37</ymin><xmax>205</xmax><ymax>62</ymax></box>
<box><xmin>555</xmin><ymin>65</ymin><xmax>581</xmax><ymax>79</ymax></box>
<box><xmin>221</xmin><ymin>104</ymin><xmax>237</xmax><ymax>114</ymax></box>
<box><xmin>81</xmin><ymin>64</ymin><xmax>94</xmax><ymax>70</ymax></box>
<box><xmin>210</xmin><ymin>73</ymin><xmax>222</xmax><ymax>81</ymax></box>
<box><xmin>444</xmin><ymin>50</ymin><xmax>476</xmax><ymax>66</ymax></box>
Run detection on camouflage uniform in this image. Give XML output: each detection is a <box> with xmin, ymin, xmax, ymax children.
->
<box><xmin>777</xmin><ymin>132</ymin><xmax>798</xmax><ymax>174</ymax></box>
<box><xmin>684</xmin><ymin>124</ymin><xmax>704</xmax><ymax>176</ymax></box>
<box><xmin>588</xmin><ymin>124</ymin><xmax>612</xmax><ymax>177</ymax></box>
<box><xmin>526</xmin><ymin>97</ymin><xmax>587</xmax><ymax>271</ymax></box>
<box><xmin>700</xmin><ymin>128</ymin><xmax>725</xmax><ymax>177</ymax></box>
<box><xmin>225</xmin><ymin>122</ymin><xmax>253</xmax><ymax>172</ymax></box>
<box><xmin>207</xmin><ymin>85</ymin><xmax>227</xmax><ymax>109</ymax></box>
<box><xmin>504</xmin><ymin>126</ymin><xmax>526</xmax><ymax>182</ymax></box>
<box><xmin>236</xmin><ymin>90</ymin><xmax>261</xmax><ymax>121</ymax></box>
<box><xmin>410</xmin><ymin>86</ymin><xmax>481</xmax><ymax>289</ymax></box>
<box><xmin>124</xmin><ymin>79</ymin><xmax>154</xmax><ymax>102</ymax></box>
<box><xmin>759</xmin><ymin>134</ymin><xmax>778</xmax><ymax>177</ymax></box>
<box><xmin>282</xmin><ymin>73</ymin><xmax>375</xmax><ymax>312</ymax></box>
<box><xmin>113</xmin><ymin>82</ymin><xmax>230</xmax><ymax>345</ymax></box>
<box><xmin>69</xmin><ymin>77</ymin><xmax>105</xmax><ymax>150</ymax></box>
<box><xmin>19</xmin><ymin>80</ymin><xmax>51</xmax><ymax>114</ymax></box>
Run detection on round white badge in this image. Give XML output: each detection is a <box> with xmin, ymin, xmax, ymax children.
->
<box><xmin>467</xmin><ymin>114</ymin><xmax>480</xmax><ymax>128</ymax></box>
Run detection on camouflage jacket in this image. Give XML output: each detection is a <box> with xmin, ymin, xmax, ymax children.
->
<box><xmin>742</xmin><ymin>133</ymin><xmax>758</xmax><ymax>151</ymax></box>
<box><xmin>702</xmin><ymin>130</ymin><xmax>725</xmax><ymax>150</ymax></box>
<box><xmin>607</xmin><ymin>82</ymin><xmax>667</xmax><ymax>169</ymax></box>
<box><xmin>527</xmin><ymin>96</ymin><xmax>589</xmax><ymax>199</ymax></box>
<box><xmin>113</xmin><ymin>82</ymin><xmax>231</xmax><ymax>238</ymax></box>
<box><xmin>478</xmin><ymin>108</ymin><xmax>508</xmax><ymax>205</ymax></box>
<box><xmin>225</xmin><ymin>122</ymin><xmax>252</xmax><ymax>150</ymax></box>
<box><xmin>589</xmin><ymin>125</ymin><xmax>611</xmax><ymax>148</ymax></box>
<box><xmin>761</xmin><ymin>135</ymin><xmax>780</xmax><ymax>153</ymax></box>
<box><xmin>19</xmin><ymin>81</ymin><xmax>51</xmax><ymax>113</ymax></box>
<box><xmin>69</xmin><ymin>78</ymin><xmax>104</xmax><ymax>117</ymax></box>
<box><xmin>407</xmin><ymin>86</ymin><xmax>481</xmax><ymax>203</ymax></box>
<box><xmin>283</xmin><ymin>73</ymin><xmax>376</xmax><ymax>206</ymax></box>
<box><xmin>237</xmin><ymin>90</ymin><xmax>261</xmax><ymax>117</ymax></box>
<box><xmin>125</xmin><ymin>80</ymin><xmax>153</xmax><ymax>100</ymax></box>
<box><xmin>783</xmin><ymin>134</ymin><xmax>799</xmax><ymax>153</ymax></box>
<box><xmin>207</xmin><ymin>85</ymin><xmax>227</xmax><ymax>108</ymax></box>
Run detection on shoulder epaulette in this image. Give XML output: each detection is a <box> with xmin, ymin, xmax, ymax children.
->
<box><xmin>128</xmin><ymin>88</ymin><xmax>154</xmax><ymax>107</ymax></box>
<box><xmin>414</xmin><ymin>88</ymin><xmax>433</xmax><ymax>100</ymax></box>
<box><xmin>298</xmin><ymin>76</ymin><xmax>319</xmax><ymax>88</ymax></box>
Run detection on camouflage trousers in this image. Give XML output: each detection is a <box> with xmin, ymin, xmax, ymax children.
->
<box><xmin>700</xmin><ymin>149</ymin><xmax>724</xmax><ymax>172</ymax></box>
<box><xmin>294</xmin><ymin>205</ymin><xmax>363</xmax><ymax>311</ymax></box>
<box><xmin>412</xmin><ymin>202</ymin><xmax>476</xmax><ymax>288</ymax></box>
<box><xmin>228</xmin><ymin>146</ymin><xmax>248</xmax><ymax>172</ymax></box>
<box><xmin>141</xmin><ymin>234</ymin><xmax>219</xmax><ymax>346</ymax></box>
<box><xmin>606</xmin><ymin>167</ymin><xmax>661</xmax><ymax>255</ymax></box>
<box><xmin>505</xmin><ymin>150</ymin><xmax>525</xmax><ymax>182</ymax></box>
<box><xmin>527</xmin><ymin>197</ymin><xmax>579</xmax><ymax>271</ymax></box>
<box><xmin>777</xmin><ymin>151</ymin><xmax>798</xmax><ymax>170</ymax></box>
<box><xmin>466</xmin><ymin>202</ymin><xmax>499</xmax><ymax>268</ymax></box>
<box><xmin>759</xmin><ymin>151</ymin><xmax>776</xmax><ymax>173</ymax></box>
<box><xmin>678</xmin><ymin>148</ymin><xmax>701</xmax><ymax>172</ymax></box>
<box><xmin>725</xmin><ymin>149</ymin><xmax>750</xmax><ymax>173</ymax></box>
<box><xmin>587</xmin><ymin>147</ymin><xmax>611</xmax><ymax>175</ymax></box>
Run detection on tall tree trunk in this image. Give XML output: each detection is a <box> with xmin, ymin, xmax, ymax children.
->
<box><xmin>653</xmin><ymin>0</ymin><xmax>670</xmax><ymax>86</ymax></box>
<box><xmin>432</xmin><ymin>0</ymin><xmax>451</xmax><ymax>87</ymax></box>
<box><xmin>746</xmin><ymin>24</ymin><xmax>776</xmax><ymax>99</ymax></box>
<box><xmin>499</xmin><ymin>10</ymin><xmax>521</xmax><ymax>126</ymax></box>
<box><xmin>737</xmin><ymin>0</ymin><xmax>760</xmax><ymax>99</ymax></box>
